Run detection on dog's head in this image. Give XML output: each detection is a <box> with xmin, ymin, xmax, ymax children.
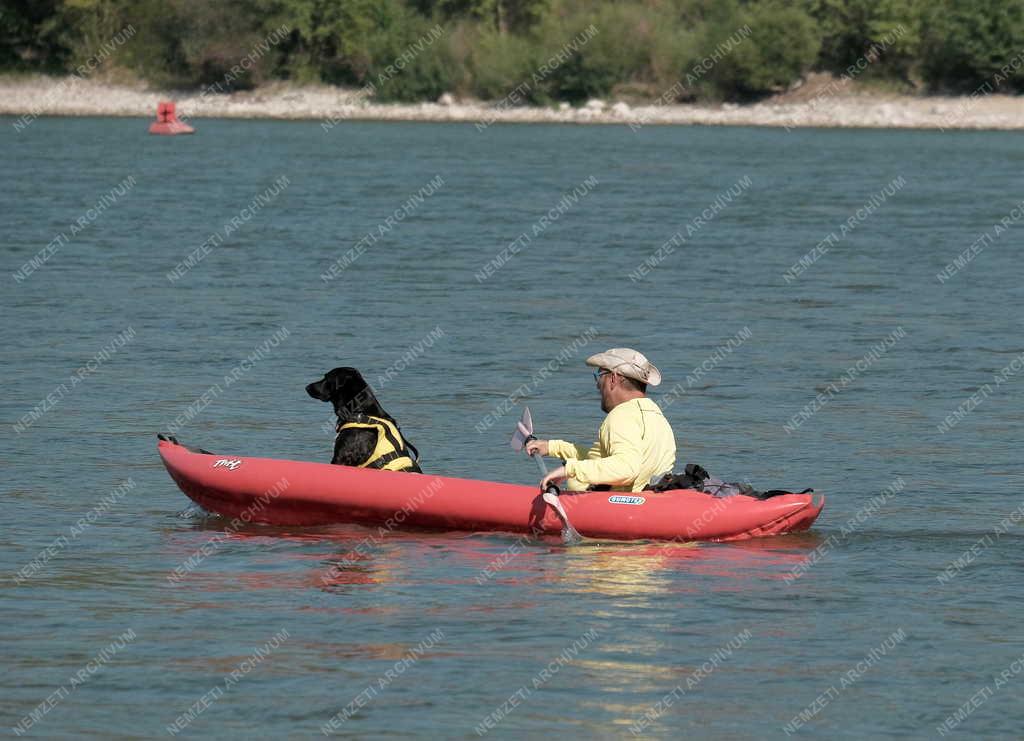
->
<box><xmin>306</xmin><ymin>367</ymin><xmax>387</xmax><ymax>420</ymax></box>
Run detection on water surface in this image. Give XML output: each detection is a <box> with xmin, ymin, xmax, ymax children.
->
<box><xmin>2</xmin><ymin>117</ymin><xmax>1022</xmax><ymax>738</ymax></box>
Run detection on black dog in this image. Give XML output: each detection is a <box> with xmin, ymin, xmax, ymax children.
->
<box><xmin>306</xmin><ymin>367</ymin><xmax>421</xmax><ymax>473</ymax></box>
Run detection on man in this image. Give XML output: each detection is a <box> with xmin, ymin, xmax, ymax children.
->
<box><xmin>526</xmin><ymin>348</ymin><xmax>676</xmax><ymax>493</ymax></box>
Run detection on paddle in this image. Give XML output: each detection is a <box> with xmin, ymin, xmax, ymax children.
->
<box><xmin>510</xmin><ymin>406</ymin><xmax>582</xmax><ymax>544</ymax></box>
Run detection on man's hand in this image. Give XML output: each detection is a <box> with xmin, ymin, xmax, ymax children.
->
<box><xmin>540</xmin><ymin>465</ymin><xmax>566</xmax><ymax>491</ymax></box>
<box><xmin>525</xmin><ymin>439</ymin><xmax>549</xmax><ymax>456</ymax></box>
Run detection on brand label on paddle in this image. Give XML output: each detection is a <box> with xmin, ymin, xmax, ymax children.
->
<box><xmin>213</xmin><ymin>458</ymin><xmax>242</xmax><ymax>471</ymax></box>
<box><xmin>608</xmin><ymin>495</ymin><xmax>645</xmax><ymax>505</ymax></box>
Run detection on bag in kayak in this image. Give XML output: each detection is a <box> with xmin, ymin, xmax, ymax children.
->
<box><xmin>646</xmin><ymin>463</ymin><xmax>810</xmax><ymax>500</ymax></box>
<box><xmin>645</xmin><ymin>463</ymin><xmax>714</xmax><ymax>492</ymax></box>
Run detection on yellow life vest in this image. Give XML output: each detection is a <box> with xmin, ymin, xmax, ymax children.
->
<box><xmin>337</xmin><ymin>414</ymin><xmax>419</xmax><ymax>472</ymax></box>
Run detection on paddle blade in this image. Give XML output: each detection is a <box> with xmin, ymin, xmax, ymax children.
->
<box><xmin>542</xmin><ymin>491</ymin><xmax>583</xmax><ymax>545</ymax></box>
<box><xmin>509</xmin><ymin>406</ymin><xmax>534</xmax><ymax>451</ymax></box>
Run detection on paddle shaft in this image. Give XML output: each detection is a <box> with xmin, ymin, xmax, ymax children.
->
<box><xmin>518</xmin><ymin>424</ymin><xmax>581</xmax><ymax>542</ymax></box>
<box><xmin>529</xmin><ymin>450</ymin><xmax>549</xmax><ymax>477</ymax></box>
<box><xmin>525</xmin><ymin>434</ymin><xmax>555</xmax><ymax>489</ymax></box>
<box><xmin>530</xmin><ymin>444</ymin><xmax>581</xmax><ymax>542</ymax></box>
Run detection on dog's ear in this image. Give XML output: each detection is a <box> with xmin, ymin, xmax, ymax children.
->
<box><xmin>346</xmin><ymin>385</ymin><xmax>388</xmax><ymax>419</ymax></box>
<box><xmin>334</xmin><ymin>369</ymin><xmax>391</xmax><ymax>418</ymax></box>
<box><xmin>346</xmin><ymin>384</ymin><xmax>384</xmax><ymax>417</ymax></box>
<box><xmin>308</xmin><ymin>367</ymin><xmax>389</xmax><ymax>418</ymax></box>
<box><xmin>307</xmin><ymin>367</ymin><xmax>360</xmax><ymax>402</ymax></box>
<box><xmin>308</xmin><ymin>368</ymin><xmax>363</xmax><ymax>414</ymax></box>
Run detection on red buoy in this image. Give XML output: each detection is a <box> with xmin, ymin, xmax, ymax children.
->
<box><xmin>148</xmin><ymin>101</ymin><xmax>195</xmax><ymax>135</ymax></box>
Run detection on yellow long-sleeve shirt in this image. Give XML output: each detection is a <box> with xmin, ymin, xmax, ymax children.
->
<box><xmin>547</xmin><ymin>397</ymin><xmax>676</xmax><ymax>492</ymax></box>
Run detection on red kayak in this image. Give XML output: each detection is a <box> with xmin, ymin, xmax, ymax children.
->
<box><xmin>157</xmin><ymin>436</ymin><xmax>824</xmax><ymax>542</ymax></box>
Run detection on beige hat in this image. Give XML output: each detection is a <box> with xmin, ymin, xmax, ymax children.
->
<box><xmin>586</xmin><ymin>348</ymin><xmax>662</xmax><ymax>387</ymax></box>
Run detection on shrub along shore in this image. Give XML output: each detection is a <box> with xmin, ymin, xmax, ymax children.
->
<box><xmin>6</xmin><ymin>2</ymin><xmax>1024</xmax><ymax>100</ymax></box>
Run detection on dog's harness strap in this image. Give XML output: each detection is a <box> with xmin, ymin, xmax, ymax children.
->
<box><xmin>338</xmin><ymin>414</ymin><xmax>417</xmax><ymax>472</ymax></box>
<box><xmin>366</xmin><ymin>450</ymin><xmax>406</xmax><ymax>470</ymax></box>
<box><xmin>374</xmin><ymin>417</ymin><xmax>405</xmax><ymax>458</ymax></box>
<box><xmin>375</xmin><ymin>416</ymin><xmax>417</xmax><ymax>462</ymax></box>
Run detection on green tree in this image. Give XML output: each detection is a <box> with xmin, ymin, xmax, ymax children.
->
<box><xmin>802</xmin><ymin>0</ymin><xmax>922</xmax><ymax>83</ymax></box>
<box><xmin>414</xmin><ymin>0</ymin><xmax>548</xmax><ymax>34</ymax></box>
<box><xmin>533</xmin><ymin>2</ymin><xmax>690</xmax><ymax>103</ymax></box>
<box><xmin>464</xmin><ymin>26</ymin><xmax>538</xmax><ymax>99</ymax></box>
<box><xmin>257</xmin><ymin>0</ymin><xmax>383</xmax><ymax>84</ymax></box>
<box><xmin>0</xmin><ymin>0</ymin><xmax>67</xmax><ymax>70</ymax></box>
<box><xmin>174</xmin><ymin>0</ymin><xmax>273</xmax><ymax>88</ymax></box>
<box><xmin>919</xmin><ymin>0</ymin><xmax>1024</xmax><ymax>92</ymax></box>
<box><xmin>708</xmin><ymin>1</ymin><xmax>820</xmax><ymax>98</ymax></box>
<box><xmin>365</xmin><ymin>5</ymin><xmax>455</xmax><ymax>100</ymax></box>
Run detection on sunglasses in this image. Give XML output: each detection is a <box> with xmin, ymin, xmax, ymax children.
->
<box><xmin>593</xmin><ymin>369</ymin><xmax>612</xmax><ymax>385</ymax></box>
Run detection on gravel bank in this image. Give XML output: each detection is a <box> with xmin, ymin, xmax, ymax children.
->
<box><xmin>3</xmin><ymin>74</ymin><xmax>1023</xmax><ymax>130</ymax></box>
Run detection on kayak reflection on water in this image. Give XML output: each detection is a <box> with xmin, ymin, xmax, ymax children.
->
<box><xmin>170</xmin><ymin>522</ymin><xmax>825</xmax><ymax>594</ymax></box>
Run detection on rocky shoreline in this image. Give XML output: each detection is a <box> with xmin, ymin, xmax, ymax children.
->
<box><xmin>3</xmin><ymin>73</ymin><xmax>1024</xmax><ymax>131</ymax></box>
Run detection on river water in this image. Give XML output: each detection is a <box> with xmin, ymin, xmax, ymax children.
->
<box><xmin>2</xmin><ymin>117</ymin><xmax>1023</xmax><ymax>738</ymax></box>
